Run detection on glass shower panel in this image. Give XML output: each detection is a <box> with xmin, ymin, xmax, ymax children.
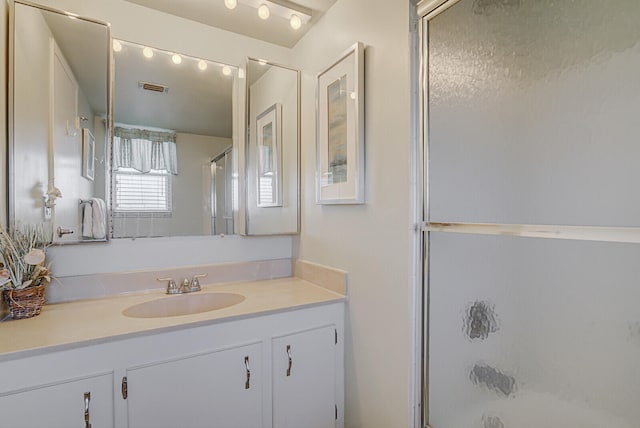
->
<box><xmin>428</xmin><ymin>232</ymin><xmax>640</xmax><ymax>428</ymax></box>
<box><xmin>428</xmin><ymin>0</ymin><xmax>640</xmax><ymax>226</ymax></box>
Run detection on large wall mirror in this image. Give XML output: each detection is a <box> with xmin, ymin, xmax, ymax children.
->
<box><xmin>111</xmin><ymin>40</ymin><xmax>239</xmax><ymax>238</ymax></box>
<box><xmin>8</xmin><ymin>2</ymin><xmax>302</xmax><ymax>242</ymax></box>
<box><xmin>244</xmin><ymin>58</ymin><xmax>300</xmax><ymax>235</ymax></box>
<box><xmin>8</xmin><ymin>0</ymin><xmax>111</xmax><ymax>243</ymax></box>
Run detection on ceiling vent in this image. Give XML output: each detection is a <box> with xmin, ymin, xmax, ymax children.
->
<box><xmin>138</xmin><ymin>81</ymin><xmax>169</xmax><ymax>94</ymax></box>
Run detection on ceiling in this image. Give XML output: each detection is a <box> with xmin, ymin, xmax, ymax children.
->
<box><xmin>125</xmin><ymin>0</ymin><xmax>338</xmax><ymax>48</ymax></box>
<box><xmin>113</xmin><ymin>40</ymin><xmax>235</xmax><ymax>137</ymax></box>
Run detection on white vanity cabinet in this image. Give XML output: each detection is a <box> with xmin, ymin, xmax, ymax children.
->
<box><xmin>0</xmin><ymin>372</ymin><xmax>114</xmax><ymax>428</ymax></box>
<box><xmin>272</xmin><ymin>325</ymin><xmax>338</xmax><ymax>428</ymax></box>
<box><xmin>125</xmin><ymin>342</ymin><xmax>262</xmax><ymax>428</ymax></box>
<box><xmin>0</xmin><ymin>300</ymin><xmax>344</xmax><ymax>428</ymax></box>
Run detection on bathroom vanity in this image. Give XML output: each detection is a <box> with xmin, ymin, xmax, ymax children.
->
<box><xmin>0</xmin><ymin>278</ymin><xmax>345</xmax><ymax>428</ymax></box>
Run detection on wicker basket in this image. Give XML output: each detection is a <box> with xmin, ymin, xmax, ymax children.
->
<box><xmin>2</xmin><ymin>285</ymin><xmax>46</xmax><ymax>320</ymax></box>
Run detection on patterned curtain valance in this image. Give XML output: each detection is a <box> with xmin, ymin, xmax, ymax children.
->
<box><xmin>113</xmin><ymin>127</ymin><xmax>178</xmax><ymax>174</ymax></box>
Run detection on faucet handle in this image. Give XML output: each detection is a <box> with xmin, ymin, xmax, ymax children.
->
<box><xmin>157</xmin><ymin>277</ymin><xmax>178</xmax><ymax>294</ymax></box>
<box><xmin>190</xmin><ymin>273</ymin><xmax>207</xmax><ymax>292</ymax></box>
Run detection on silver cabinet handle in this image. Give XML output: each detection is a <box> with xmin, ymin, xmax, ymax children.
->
<box><xmin>244</xmin><ymin>356</ymin><xmax>251</xmax><ymax>389</ymax></box>
<box><xmin>84</xmin><ymin>392</ymin><xmax>91</xmax><ymax>428</ymax></box>
<box><xmin>57</xmin><ymin>226</ymin><xmax>74</xmax><ymax>238</ymax></box>
<box><xmin>286</xmin><ymin>345</ymin><xmax>292</xmax><ymax>377</ymax></box>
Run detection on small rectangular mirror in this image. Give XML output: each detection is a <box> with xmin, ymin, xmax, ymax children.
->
<box><xmin>8</xmin><ymin>0</ymin><xmax>111</xmax><ymax>243</ymax></box>
<box><xmin>244</xmin><ymin>58</ymin><xmax>300</xmax><ymax>235</ymax></box>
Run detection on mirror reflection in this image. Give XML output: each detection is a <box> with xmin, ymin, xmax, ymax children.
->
<box><xmin>112</xmin><ymin>40</ymin><xmax>238</xmax><ymax>238</ymax></box>
<box><xmin>245</xmin><ymin>58</ymin><xmax>300</xmax><ymax>235</ymax></box>
<box><xmin>10</xmin><ymin>1</ymin><xmax>110</xmax><ymax>243</ymax></box>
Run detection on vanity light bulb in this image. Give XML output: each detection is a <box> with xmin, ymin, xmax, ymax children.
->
<box><xmin>172</xmin><ymin>54</ymin><xmax>182</xmax><ymax>65</ymax></box>
<box><xmin>258</xmin><ymin>4</ymin><xmax>270</xmax><ymax>20</ymax></box>
<box><xmin>198</xmin><ymin>60</ymin><xmax>208</xmax><ymax>71</ymax></box>
<box><xmin>142</xmin><ymin>47</ymin><xmax>154</xmax><ymax>59</ymax></box>
<box><xmin>290</xmin><ymin>14</ymin><xmax>302</xmax><ymax>30</ymax></box>
<box><xmin>112</xmin><ymin>40</ymin><xmax>122</xmax><ymax>52</ymax></box>
<box><xmin>224</xmin><ymin>0</ymin><xmax>237</xmax><ymax>9</ymax></box>
<box><xmin>222</xmin><ymin>66</ymin><xmax>232</xmax><ymax>76</ymax></box>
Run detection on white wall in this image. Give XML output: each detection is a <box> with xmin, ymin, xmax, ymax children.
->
<box><xmin>12</xmin><ymin>4</ymin><xmax>50</xmax><ymax>225</ymax></box>
<box><xmin>14</xmin><ymin>0</ymin><xmax>295</xmax><ymax>276</ymax></box>
<box><xmin>291</xmin><ymin>1</ymin><xmax>414</xmax><ymax>427</ymax></box>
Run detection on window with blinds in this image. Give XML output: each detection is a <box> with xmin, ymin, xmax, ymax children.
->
<box><xmin>113</xmin><ymin>168</ymin><xmax>172</xmax><ymax>216</ymax></box>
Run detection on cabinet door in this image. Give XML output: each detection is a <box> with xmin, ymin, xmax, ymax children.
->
<box><xmin>0</xmin><ymin>372</ymin><xmax>114</xmax><ymax>428</ymax></box>
<box><xmin>126</xmin><ymin>342</ymin><xmax>262</xmax><ymax>428</ymax></box>
<box><xmin>272</xmin><ymin>325</ymin><xmax>336</xmax><ymax>428</ymax></box>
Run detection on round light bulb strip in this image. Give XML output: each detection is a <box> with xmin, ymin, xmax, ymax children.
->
<box><xmin>223</xmin><ymin>0</ymin><xmax>308</xmax><ymax>30</ymax></box>
<box><xmin>112</xmin><ymin>41</ymin><xmax>237</xmax><ymax>76</ymax></box>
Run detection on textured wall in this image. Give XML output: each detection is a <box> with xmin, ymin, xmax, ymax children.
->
<box><xmin>292</xmin><ymin>1</ymin><xmax>415</xmax><ymax>426</ymax></box>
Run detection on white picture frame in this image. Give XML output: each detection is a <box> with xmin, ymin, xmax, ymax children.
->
<box><xmin>256</xmin><ymin>103</ymin><xmax>283</xmax><ymax>207</ymax></box>
<box><xmin>82</xmin><ymin>128</ymin><xmax>95</xmax><ymax>181</ymax></box>
<box><xmin>316</xmin><ymin>42</ymin><xmax>365</xmax><ymax>204</ymax></box>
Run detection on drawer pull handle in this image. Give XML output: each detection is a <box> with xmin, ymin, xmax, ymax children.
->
<box><xmin>244</xmin><ymin>356</ymin><xmax>251</xmax><ymax>389</ymax></box>
<box><xmin>84</xmin><ymin>392</ymin><xmax>91</xmax><ymax>428</ymax></box>
<box><xmin>286</xmin><ymin>345</ymin><xmax>292</xmax><ymax>377</ymax></box>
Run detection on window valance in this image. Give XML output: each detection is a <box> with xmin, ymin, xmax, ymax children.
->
<box><xmin>113</xmin><ymin>127</ymin><xmax>178</xmax><ymax>174</ymax></box>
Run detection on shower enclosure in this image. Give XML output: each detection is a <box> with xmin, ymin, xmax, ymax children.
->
<box><xmin>419</xmin><ymin>0</ymin><xmax>640</xmax><ymax>427</ymax></box>
<box><xmin>211</xmin><ymin>148</ymin><xmax>234</xmax><ymax>235</ymax></box>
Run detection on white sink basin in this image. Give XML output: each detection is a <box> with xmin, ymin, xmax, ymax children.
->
<box><xmin>123</xmin><ymin>292</ymin><xmax>245</xmax><ymax>318</ymax></box>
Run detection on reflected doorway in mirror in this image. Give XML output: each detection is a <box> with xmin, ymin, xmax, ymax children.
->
<box><xmin>82</xmin><ymin>128</ymin><xmax>95</xmax><ymax>181</ymax></box>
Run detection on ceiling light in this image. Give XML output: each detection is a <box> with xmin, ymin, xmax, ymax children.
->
<box><xmin>290</xmin><ymin>14</ymin><xmax>302</xmax><ymax>30</ymax></box>
<box><xmin>258</xmin><ymin>4</ymin><xmax>270</xmax><ymax>20</ymax></box>
<box><xmin>172</xmin><ymin>54</ymin><xmax>182</xmax><ymax>65</ymax></box>
<box><xmin>198</xmin><ymin>60</ymin><xmax>208</xmax><ymax>71</ymax></box>
<box><xmin>112</xmin><ymin>40</ymin><xmax>122</xmax><ymax>52</ymax></box>
<box><xmin>222</xmin><ymin>66</ymin><xmax>232</xmax><ymax>76</ymax></box>
<box><xmin>143</xmin><ymin>47</ymin><xmax>154</xmax><ymax>58</ymax></box>
<box><xmin>224</xmin><ymin>0</ymin><xmax>237</xmax><ymax>9</ymax></box>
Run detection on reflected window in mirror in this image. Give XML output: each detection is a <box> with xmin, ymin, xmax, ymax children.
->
<box><xmin>112</xmin><ymin>40</ymin><xmax>239</xmax><ymax>238</ymax></box>
<box><xmin>112</xmin><ymin>127</ymin><xmax>177</xmax><ymax>217</ymax></box>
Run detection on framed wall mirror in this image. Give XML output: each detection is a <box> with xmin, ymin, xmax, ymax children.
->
<box><xmin>8</xmin><ymin>0</ymin><xmax>111</xmax><ymax>243</ymax></box>
<box><xmin>244</xmin><ymin>58</ymin><xmax>300</xmax><ymax>235</ymax></box>
<box><xmin>111</xmin><ymin>40</ymin><xmax>240</xmax><ymax>238</ymax></box>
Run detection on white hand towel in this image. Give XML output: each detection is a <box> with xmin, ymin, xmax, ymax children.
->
<box><xmin>91</xmin><ymin>198</ymin><xmax>106</xmax><ymax>239</ymax></box>
<box><xmin>82</xmin><ymin>201</ymin><xmax>94</xmax><ymax>238</ymax></box>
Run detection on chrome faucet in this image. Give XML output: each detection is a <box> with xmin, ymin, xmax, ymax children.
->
<box><xmin>157</xmin><ymin>274</ymin><xmax>208</xmax><ymax>295</ymax></box>
<box><xmin>190</xmin><ymin>274</ymin><xmax>207</xmax><ymax>292</ymax></box>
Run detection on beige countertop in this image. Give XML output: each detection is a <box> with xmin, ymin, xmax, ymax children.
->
<box><xmin>0</xmin><ymin>277</ymin><xmax>345</xmax><ymax>361</ymax></box>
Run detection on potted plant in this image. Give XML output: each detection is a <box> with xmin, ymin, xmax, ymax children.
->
<box><xmin>0</xmin><ymin>225</ymin><xmax>54</xmax><ymax>320</ymax></box>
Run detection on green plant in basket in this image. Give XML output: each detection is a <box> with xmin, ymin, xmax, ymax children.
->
<box><xmin>0</xmin><ymin>224</ymin><xmax>54</xmax><ymax>292</ymax></box>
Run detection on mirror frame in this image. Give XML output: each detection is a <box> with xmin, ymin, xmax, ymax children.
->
<box><xmin>243</xmin><ymin>57</ymin><xmax>301</xmax><ymax>236</ymax></box>
<box><xmin>7</xmin><ymin>0</ymin><xmax>113</xmax><ymax>244</ymax></box>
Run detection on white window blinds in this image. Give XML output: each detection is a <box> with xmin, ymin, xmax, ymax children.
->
<box><xmin>113</xmin><ymin>168</ymin><xmax>172</xmax><ymax>214</ymax></box>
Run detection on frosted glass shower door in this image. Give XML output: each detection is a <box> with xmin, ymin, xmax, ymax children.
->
<box><xmin>427</xmin><ymin>0</ymin><xmax>640</xmax><ymax>227</ymax></box>
<box><xmin>428</xmin><ymin>234</ymin><xmax>640</xmax><ymax>428</ymax></box>
<box><xmin>422</xmin><ymin>0</ymin><xmax>640</xmax><ymax>427</ymax></box>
